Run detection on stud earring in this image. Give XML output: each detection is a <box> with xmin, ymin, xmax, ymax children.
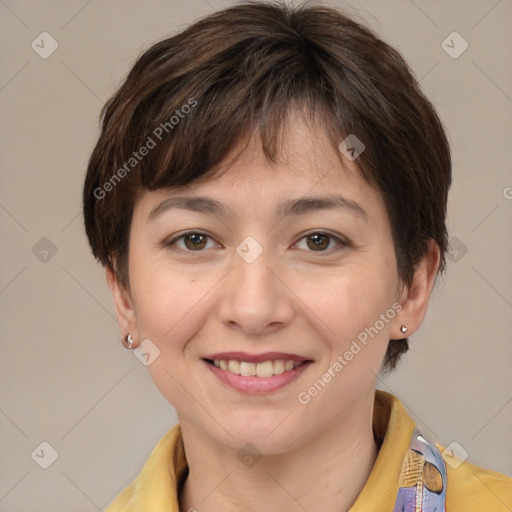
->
<box><xmin>122</xmin><ymin>333</ymin><xmax>134</xmax><ymax>349</ymax></box>
<box><xmin>400</xmin><ymin>325</ymin><xmax>408</xmax><ymax>334</ymax></box>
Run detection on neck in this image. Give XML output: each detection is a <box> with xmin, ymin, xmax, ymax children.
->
<box><xmin>178</xmin><ymin>391</ymin><xmax>379</xmax><ymax>512</ymax></box>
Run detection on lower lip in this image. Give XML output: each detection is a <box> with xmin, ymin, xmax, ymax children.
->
<box><xmin>204</xmin><ymin>360</ymin><xmax>312</xmax><ymax>395</ymax></box>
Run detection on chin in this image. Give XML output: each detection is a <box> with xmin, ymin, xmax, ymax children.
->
<box><xmin>215</xmin><ymin>415</ymin><xmax>302</xmax><ymax>455</ymax></box>
<box><xmin>225</xmin><ymin>432</ymin><xmax>299</xmax><ymax>457</ymax></box>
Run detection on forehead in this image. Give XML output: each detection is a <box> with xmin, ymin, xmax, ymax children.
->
<box><xmin>208</xmin><ymin>111</ymin><xmax>361</xmax><ymax>187</ymax></box>
<box><xmin>134</xmin><ymin>111</ymin><xmax>384</xmax><ymax>223</ymax></box>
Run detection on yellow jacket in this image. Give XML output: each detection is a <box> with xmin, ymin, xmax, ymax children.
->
<box><xmin>105</xmin><ymin>390</ymin><xmax>512</xmax><ymax>511</ymax></box>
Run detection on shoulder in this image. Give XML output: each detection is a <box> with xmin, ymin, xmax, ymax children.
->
<box><xmin>375</xmin><ymin>391</ymin><xmax>512</xmax><ymax>511</ymax></box>
<box><xmin>437</xmin><ymin>443</ymin><xmax>512</xmax><ymax>511</ymax></box>
<box><xmin>104</xmin><ymin>423</ymin><xmax>185</xmax><ymax>512</ymax></box>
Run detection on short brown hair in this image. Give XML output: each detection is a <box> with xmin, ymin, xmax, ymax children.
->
<box><xmin>83</xmin><ymin>1</ymin><xmax>452</xmax><ymax>373</ymax></box>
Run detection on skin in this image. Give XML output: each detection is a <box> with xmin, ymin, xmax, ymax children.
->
<box><xmin>107</xmin><ymin>110</ymin><xmax>440</xmax><ymax>511</ymax></box>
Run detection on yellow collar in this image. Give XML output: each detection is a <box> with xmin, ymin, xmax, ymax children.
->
<box><xmin>105</xmin><ymin>389</ymin><xmax>512</xmax><ymax>511</ymax></box>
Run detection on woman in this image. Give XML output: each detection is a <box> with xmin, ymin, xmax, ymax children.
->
<box><xmin>83</xmin><ymin>2</ymin><xmax>512</xmax><ymax>510</ymax></box>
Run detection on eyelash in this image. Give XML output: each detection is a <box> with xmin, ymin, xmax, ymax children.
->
<box><xmin>164</xmin><ymin>230</ymin><xmax>349</xmax><ymax>254</ymax></box>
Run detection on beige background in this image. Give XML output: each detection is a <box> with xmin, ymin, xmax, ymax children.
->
<box><xmin>1</xmin><ymin>0</ymin><xmax>511</xmax><ymax>510</ymax></box>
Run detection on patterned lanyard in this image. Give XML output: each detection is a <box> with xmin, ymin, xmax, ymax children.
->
<box><xmin>392</xmin><ymin>426</ymin><xmax>447</xmax><ymax>512</ymax></box>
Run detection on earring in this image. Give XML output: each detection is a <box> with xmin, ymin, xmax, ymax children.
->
<box><xmin>122</xmin><ymin>333</ymin><xmax>134</xmax><ymax>349</ymax></box>
<box><xmin>400</xmin><ymin>325</ymin><xmax>408</xmax><ymax>334</ymax></box>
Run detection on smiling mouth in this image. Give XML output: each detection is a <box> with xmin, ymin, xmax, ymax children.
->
<box><xmin>203</xmin><ymin>358</ymin><xmax>310</xmax><ymax>377</ymax></box>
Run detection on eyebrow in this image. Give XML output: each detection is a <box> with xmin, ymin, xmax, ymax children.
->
<box><xmin>147</xmin><ymin>194</ymin><xmax>368</xmax><ymax>222</ymax></box>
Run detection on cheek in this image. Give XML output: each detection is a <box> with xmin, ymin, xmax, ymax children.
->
<box><xmin>293</xmin><ymin>270</ymin><xmax>395</xmax><ymax>421</ymax></box>
<box><xmin>301</xmin><ymin>262</ymin><xmax>396</xmax><ymax>344</ymax></box>
<box><xmin>131</xmin><ymin>265</ymin><xmax>212</xmax><ymax>345</ymax></box>
<box><xmin>129</xmin><ymin>261</ymin><xmax>217</xmax><ymax>409</ymax></box>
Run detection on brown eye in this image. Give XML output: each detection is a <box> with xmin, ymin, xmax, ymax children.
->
<box><xmin>295</xmin><ymin>232</ymin><xmax>346</xmax><ymax>252</ymax></box>
<box><xmin>183</xmin><ymin>233</ymin><xmax>208</xmax><ymax>250</ymax></box>
<box><xmin>306</xmin><ymin>233</ymin><xmax>331</xmax><ymax>251</ymax></box>
<box><xmin>166</xmin><ymin>231</ymin><xmax>215</xmax><ymax>252</ymax></box>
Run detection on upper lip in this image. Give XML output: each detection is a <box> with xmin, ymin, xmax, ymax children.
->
<box><xmin>203</xmin><ymin>351</ymin><xmax>311</xmax><ymax>363</ymax></box>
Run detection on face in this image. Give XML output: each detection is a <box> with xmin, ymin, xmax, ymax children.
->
<box><xmin>110</xmin><ymin>113</ymin><xmax>416</xmax><ymax>454</ymax></box>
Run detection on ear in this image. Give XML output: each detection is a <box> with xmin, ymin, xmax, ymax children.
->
<box><xmin>105</xmin><ymin>266</ymin><xmax>139</xmax><ymax>345</ymax></box>
<box><xmin>392</xmin><ymin>240</ymin><xmax>441</xmax><ymax>339</ymax></box>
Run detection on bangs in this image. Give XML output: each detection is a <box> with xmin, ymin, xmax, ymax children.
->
<box><xmin>109</xmin><ymin>43</ymin><xmax>358</xmax><ymax>194</ymax></box>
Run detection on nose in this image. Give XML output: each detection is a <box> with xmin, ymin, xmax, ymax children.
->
<box><xmin>217</xmin><ymin>247</ymin><xmax>294</xmax><ymax>336</ymax></box>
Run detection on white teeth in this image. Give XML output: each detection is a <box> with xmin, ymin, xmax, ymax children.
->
<box><xmin>239</xmin><ymin>361</ymin><xmax>256</xmax><ymax>376</ymax></box>
<box><xmin>273</xmin><ymin>360</ymin><xmax>285</xmax><ymax>374</ymax></box>
<box><xmin>212</xmin><ymin>358</ymin><xmax>303</xmax><ymax>377</ymax></box>
<box><xmin>228</xmin><ymin>360</ymin><xmax>240</xmax><ymax>374</ymax></box>
<box><xmin>256</xmin><ymin>360</ymin><xmax>274</xmax><ymax>377</ymax></box>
